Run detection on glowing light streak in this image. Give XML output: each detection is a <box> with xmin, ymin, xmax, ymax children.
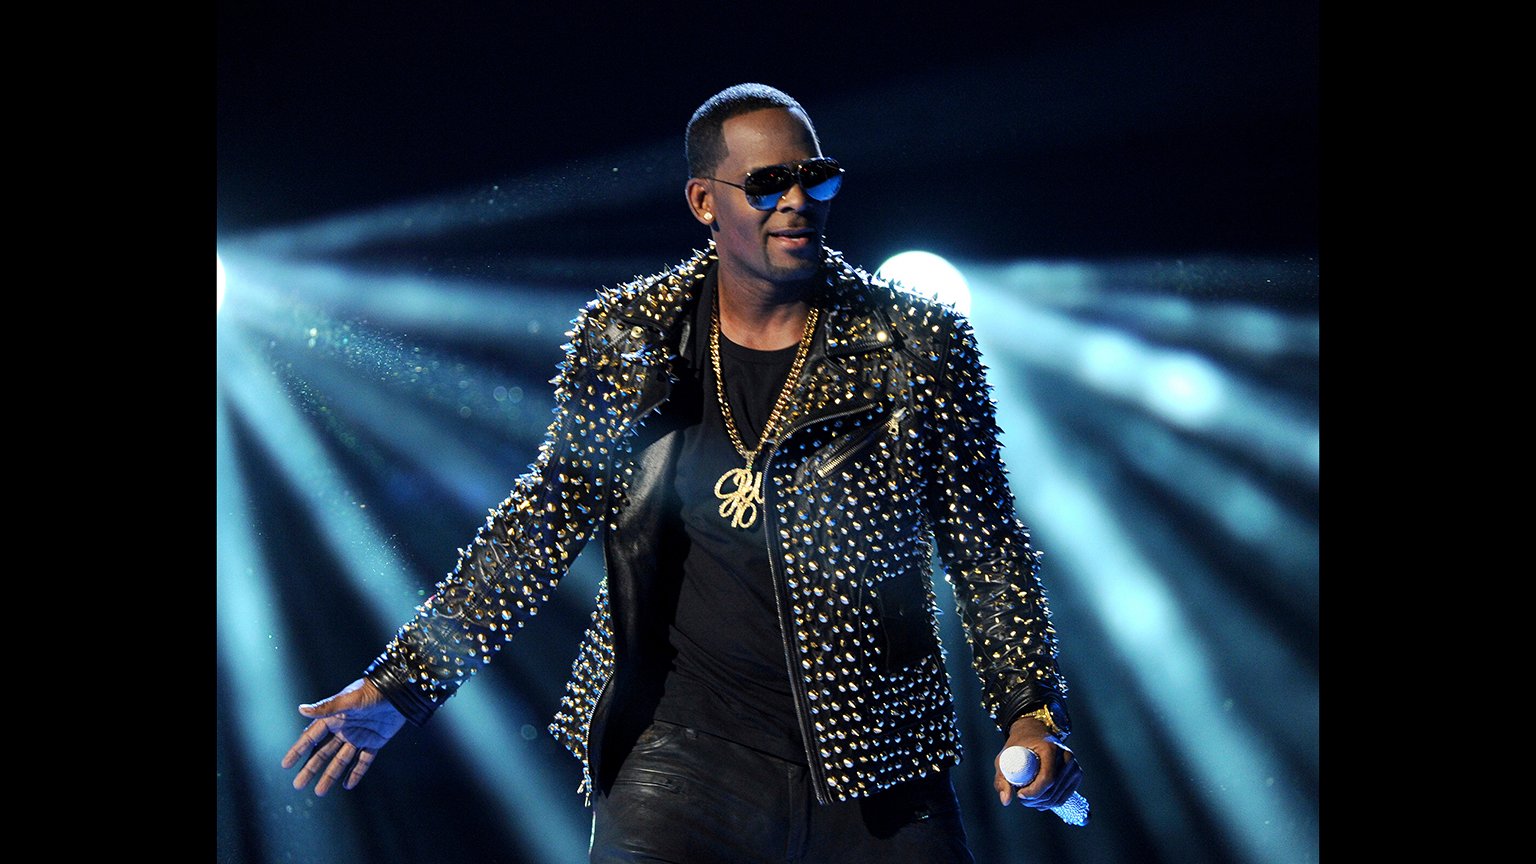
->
<box><xmin>973</xmin><ymin>274</ymin><xmax>1318</xmax><ymax>484</ymax></box>
<box><xmin>1144</xmin><ymin>352</ymin><xmax>1225</xmax><ymax>428</ymax></box>
<box><xmin>212</xmin><ymin>255</ymin><xmax>568</xmax><ymax>454</ymax></box>
<box><xmin>217</xmin><ymin>390</ymin><xmax>363</xmax><ymax>863</ymax></box>
<box><xmin>214</xmin><ymin>250</ymin><xmax>584</xmax><ymax>344</ymax></box>
<box><xmin>1109</xmin><ymin>416</ymin><xmax>1318</xmax><ymax>602</ymax></box>
<box><xmin>271</xmin><ymin>338</ymin><xmax>548</xmax><ymax>513</ymax></box>
<box><xmin>969</xmin><ymin>301</ymin><xmax>1318</xmax><ymax>862</ymax></box>
<box><xmin>979</xmin><ymin>259</ymin><xmax>1319</xmax><ymax>360</ymax></box>
<box><xmin>1046</xmin><ymin>430</ymin><xmax>1319</xmax><ymax>776</ymax></box>
<box><xmin>218</xmin><ymin>326</ymin><xmax>588</xmax><ymax>860</ymax></box>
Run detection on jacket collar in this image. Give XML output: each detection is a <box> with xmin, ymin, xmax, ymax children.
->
<box><xmin>611</xmin><ymin>241</ymin><xmax>904</xmax><ymax>433</ymax></box>
<box><xmin>613</xmin><ymin>241</ymin><xmax>903</xmax><ymax>362</ymax></box>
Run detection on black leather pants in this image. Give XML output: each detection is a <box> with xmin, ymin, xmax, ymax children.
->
<box><xmin>589</xmin><ymin>721</ymin><xmax>976</xmax><ymax>864</ymax></box>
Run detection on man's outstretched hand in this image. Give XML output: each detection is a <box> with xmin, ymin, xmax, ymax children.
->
<box><xmin>993</xmin><ymin>714</ymin><xmax>1083</xmax><ymax>810</ymax></box>
<box><xmin>281</xmin><ymin>677</ymin><xmax>406</xmax><ymax>796</ymax></box>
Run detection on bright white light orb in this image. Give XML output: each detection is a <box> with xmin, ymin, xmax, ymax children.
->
<box><xmin>217</xmin><ymin>254</ymin><xmax>227</xmax><ymax>312</ymax></box>
<box><xmin>1144</xmin><ymin>353</ymin><xmax>1225</xmax><ymax>428</ymax></box>
<box><xmin>876</xmin><ymin>251</ymin><xmax>971</xmax><ymax>317</ymax></box>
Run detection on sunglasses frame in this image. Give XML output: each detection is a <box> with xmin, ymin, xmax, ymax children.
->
<box><xmin>704</xmin><ymin>157</ymin><xmax>844</xmax><ymax>211</ymax></box>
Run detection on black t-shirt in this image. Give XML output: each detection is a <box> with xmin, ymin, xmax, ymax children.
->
<box><xmin>651</xmin><ymin>285</ymin><xmax>810</xmax><ymax>764</ymax></box>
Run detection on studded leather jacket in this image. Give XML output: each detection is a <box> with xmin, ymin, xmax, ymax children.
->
<box><xmin>364</xmin><ymin>242</ymin><xmax>1069</xmax><ymax>805</ymax></box>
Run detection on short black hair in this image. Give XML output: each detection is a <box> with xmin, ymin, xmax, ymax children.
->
<box><xmin>685</xmin><ymin>83</ymin><xmax>816</xmax><ymax>178</ymax></box>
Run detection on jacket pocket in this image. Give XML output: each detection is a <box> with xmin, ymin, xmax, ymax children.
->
<box><xmin>871</xmin><ymin>567</ymin><xmax>937</xmax><ymax>671</ymax></box>
<box><xmin>794</xmin><ymin>406</ymin><xmax>908</xmax><ymax>487</ymax></box>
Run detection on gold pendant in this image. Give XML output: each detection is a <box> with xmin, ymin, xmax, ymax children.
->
<box><xmin>714</xmin><ymin>462</ymin><xmax>764</xmax><ymax>529</ymax></box>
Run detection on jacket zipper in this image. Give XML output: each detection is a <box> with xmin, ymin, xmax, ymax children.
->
<box><xmin>582</xmin><ymin>672</ymin><xmax>612</xmax><ymax>806</ymax></box>
<box><xmin>584</xmin><ymin>531</ymin><xmax>616</xmax><ymax>807</ymax></box>
<box><xmin>802</xmin><ymin>406</ymin><xmax>907</xmax><ymax>484</ymax></box>
<box><xmin>764</xmin><ymin>400</ymin><xmax>877</xmax><ymax>804</ymax></box>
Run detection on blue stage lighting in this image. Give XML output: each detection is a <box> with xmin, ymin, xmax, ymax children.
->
<box><xmin>1145</xmin><ymin>352</ymin><xmax>1225</xmax><ymax>428</ymax></box>
<box><xmin>218</xmin><ymin>315</ymin><xmax>592</xmax><ymax>859</ymax></box>
<box><xmin>1078</xmin><ymin>331</ymin><xmax>1141</xmax><ymax>393</ymax></box>
<box><xmin>217</xmin><ymin>253</ymin><xmax>227</xmax><ymax>312</ymax></box>
<box><xmin>978</xmin><ymin>353</ymin><xmax>1316</xmax><ymax>864</ymax></box>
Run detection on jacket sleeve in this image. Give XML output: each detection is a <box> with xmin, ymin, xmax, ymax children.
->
<box><xmin>364</xmin><ymin>301</ymin><xmax>615</xmax><ymax>725</ymax></box>
<box><xmin>925</xmin><ymin>312</ymin><xmax>1070</xmax><ymax>737</ymax></box>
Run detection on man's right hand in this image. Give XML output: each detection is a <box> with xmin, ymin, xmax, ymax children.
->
<box><xmin>281</xmin><ymin>677</ymin><xmax>406</xmax><ymax>796</ymax></box>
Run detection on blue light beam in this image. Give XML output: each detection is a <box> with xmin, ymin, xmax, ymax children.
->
<box><xmin>217</xmin><ymin>390</ymin><xmax>366</xmax><ymax>863</ymax></box>
<box><xmin>981</xmin><ymin>259</ymin><xmax>1319</xmax><ymax>362</ymax></box>
<box><xmin>218</xmin><ymin>323</ymin><xmax>588</xmax><ymax>862</ymax></box>
<box><xmin>214</xmin><ymin>250</ymin><xmax>584</xmax><ymax>346</ymax></box>
<box><xmin>968</xmin><ymin>286</ymin><xmax>1318</xmax><ymax>864</ymax></box>
<box><xmin>968</xmin><ymin>268</ymin><xmax>1318</xmax><ymax>485</ymax></box>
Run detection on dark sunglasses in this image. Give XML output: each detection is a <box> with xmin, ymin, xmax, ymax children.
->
<box><xmin>705</xmin><ymin>157</ymin><xmax>844</xmax><ymax>211</ymax></box>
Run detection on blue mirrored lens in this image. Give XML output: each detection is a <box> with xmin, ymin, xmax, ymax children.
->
<box><xmin>804</xmin><ymin>173</ymin><xmax>843</xmax><ymax>202</ymax></box>
<box><xmin>746</xmin><ymin>191</ymin><xmax>784</xmax><ymax>210</ymax></box>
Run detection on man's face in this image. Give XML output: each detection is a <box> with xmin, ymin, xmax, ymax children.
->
<box><xmin>705</xmin><ymin>107</ymin><xmax>831</xmax><ymax>288</ymax></box>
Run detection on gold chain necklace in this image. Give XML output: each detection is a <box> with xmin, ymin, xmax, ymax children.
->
<box><xmin>710</xmin><ymin>289</ymin><xmax>819</xmax><ymax>530</ymax></box>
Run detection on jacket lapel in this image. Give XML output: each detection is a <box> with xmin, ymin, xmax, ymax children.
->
<box><xmin>611</xmin><ymin>246</ymin><xmax>714</xmax><ymax>418</ymax></box>
<box><xmin>779</xmin><ymin>254</ymin><xmax>903</xmax><ymax>440</ymax></box>
<box><xmin>604</xmin><ymin>243</ymin><xmax>903</xmax><ymax>442</ymax></box>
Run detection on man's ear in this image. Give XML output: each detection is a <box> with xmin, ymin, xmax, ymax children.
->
<box><xmin>685</xmin><ymin>178</ymin><xmax>715</xmax><ymax>227</ymax></box>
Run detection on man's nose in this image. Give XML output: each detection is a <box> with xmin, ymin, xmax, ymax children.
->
<box><xmin>777</xmin><ymin>181</ymin><xmax>810</xmax><ymax>211</ymax></box>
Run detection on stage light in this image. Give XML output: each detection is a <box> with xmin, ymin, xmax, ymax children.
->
<box><xmin>217</xmin><ymin>389</ymin><xmax>365</xmax><ymax>862</ymax></box>
<box><xmin>1145</xmin><ymin>352</ymin><xmax>1224</xmax><ymax>428</ymax></box>
<box><xmin>979</xmin><ymin>350</ymin><xmax>1315</xmax><ymax>864</ymax></box>
<box><xmin>876</xmin><ymin>251</ymin><xmax>972</xmax><ymax>317</ymax></box>
<box><xmin>217</xmin><ymin>253</ymin><xmax>227</xmax><ymax>312</ymax></box>
<box><xmin>217</xmin><ymin>309</ymin><xmax>589</xmax><ymax>862</ymax></box>
<box><xmin>963</xmin><ymin>272</ymin><xmax>1316</xmax><ymax>486</ymax></box>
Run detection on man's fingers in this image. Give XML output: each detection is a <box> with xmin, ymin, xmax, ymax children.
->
<box><xmin>994</xmin><ymin>763</ymin><xmax>1015</xmax><ymax>806</ymax></box>
<box><xmin>345</xmin><ymin>750</ymin><xmax>376</xmax><ymax>790</ymax></box>
<box><xmin>316</xmin><ymin>741</ymin><xmax>359</xmax><ymax>796</ymax></box>
<box><xmin>324</xmin><ymin>742</ymin><xmax>359</xmax><ymax>783</ymax></box>
<box><xmin>297</xmin><ymin>735</ymin><xmax>345</xmax><ymax>792</ymax></box>
<box><xmin>285</xmin><ymin>681</ymin><xmax>389</xmax><ymax>794</ymax></box>
<box><xmin>1000</xmin><ymin>744</ymin><xmax>1058</xmax><ymax>804</ymax></box>
<box><xmin>281</xmin><ymin>719</ymin><xmax>329</xmax><ymax>770</ymax></box>
<box><xmin>294</xmin><ymin>737</ymin><xmax>337</xmax><ymax>790</ymax></box>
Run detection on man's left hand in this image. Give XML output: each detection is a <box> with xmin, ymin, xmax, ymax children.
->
<box><xmin>993</xmin><ymin>715</ymin><xmax>1083</xmax><ymax>809</ymax></box>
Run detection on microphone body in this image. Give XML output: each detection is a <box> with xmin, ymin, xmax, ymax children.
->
<box><xmin>999</xmin><ymin>745</ymin><xmax>1091</xmax><ymax>827</ymax></box>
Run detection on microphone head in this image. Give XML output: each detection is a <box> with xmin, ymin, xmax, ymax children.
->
<box><xmin>1000</xmin><ymin>745</ymin><xmax>1040</xmax><ymax>786</ymax></box>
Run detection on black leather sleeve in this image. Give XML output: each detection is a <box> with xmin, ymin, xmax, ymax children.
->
<box><xmin>924</xmin><ymin>312</ymin><xmax>1070</xmax><ymax>736</ymax></box>
<box><xmin>364</xmin><ymin>301</ymin><xmax>615</xmax><ymax>725</ymax></box>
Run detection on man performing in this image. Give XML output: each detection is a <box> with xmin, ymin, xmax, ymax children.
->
<box><xmin>283</xmin><ymin>83</ymin><xmax>1084</xmax><ymax>863</ymax></box>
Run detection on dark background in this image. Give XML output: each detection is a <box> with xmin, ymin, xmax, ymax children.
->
<box><xmin>218</xmin><ymin>2</ymin><xmax>1318</xmax><ymax>262</ymax></box>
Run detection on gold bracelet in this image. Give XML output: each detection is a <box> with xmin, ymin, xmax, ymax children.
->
<box><xmin>1019</xmin><ymin>705</ymin><xmax>1066</xmax><ymax>738</ymax></box>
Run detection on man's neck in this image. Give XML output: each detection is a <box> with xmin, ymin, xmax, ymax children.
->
<box><xmin>716</xmin><ymin>267</ymin><xmax>817</xmax><ymax>352</ymax></box>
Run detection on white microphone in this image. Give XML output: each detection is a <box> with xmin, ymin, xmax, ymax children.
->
<box><xmin>999</xmin><ymin>745</ymin><xmax>1091</xmax><ymax>827</ymax></box>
